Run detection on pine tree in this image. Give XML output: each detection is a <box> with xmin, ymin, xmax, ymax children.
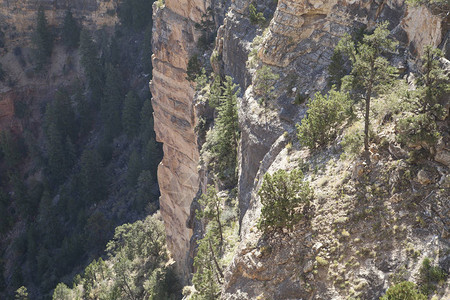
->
<box><xmin>61</xmin><ymin>9</ymin><xmax>80</xmax><ymax>49</ymax></box>
<box><xmin>417</xmin><ymin>45</ymin><xmax>449</xmax><ymax>114</ymax></box>
<box><xmin>397</xmin><ymin>45</ymin><xmax>449</xmax><ymax>147</ymax></box>
<box><xmin>80</xmin><ymin>30</ymin><xmax>104</xmax><ymax>104</ymax></box>
<box><xmin>192</xmin><ymin>223</ymin><xmax>223</xmax><ymax>299</ymax></box>
<box><xmin>122</xmin><ymin>91</ymin><xmax>141</xmax><ymax>137</ymax></box>
<box><xmin>254</xmin><ymin>65</ymin><xmax>279</xmax><ymax>107</ymax></box>
<box><xmin>328</xmin><ymin>49</ymin><xmax>347</xmax><ymax>89</ymax></box>
<box><xmin>127</xmin><ymin>150</ymin><xmax>142</xmax><ymax>187</ymax></box>
<box><xmin>213</xmin><ymin>76</ymin><xmax>240</xmax><ymax>183</ymax></box>
<box><xmin>296</xmin><ymin>89</ymin><xmax>351</xmax><ymax>149</ymax></box>
<box><xmin>80</xmin><ymin>149</ymin><xmax>107</xmax><ymax>204</ymax></box>
<box><xmin>197</xmin><ymin>185</ymin><xmax>223</xmax><ymax>244</ymax></box>
<box><xmin>337</xmin><ymin>22</ymin><xmax>397</xmax><ymax>161</ymax></box>
<box><xmin>254</xmin><ymin>65</ymin><xmax>279</xmax><ymax>127</ymax></box>
<box><xmin>33</xmin><ymin>6</ymin><xmax>53</xmax><ymax>70</ymax></box>
<box><xmin>46</xmin><ymin>124</ymin><xmax>66</xmax><ymax>183</ymax></box>
<box><xmin>208</xmin><ymin>74</ymin><xmax>221</xmax><ymax>110</ymax></box>
<box><xmin>102</xmin><ymin>64</ymin><xmax>123</xmax><ymax>139</ymax></box>
<box><xmin>258</xmin><ymin>168</ymin><xmax>313</xmax><ymax>233</ymax></box>
<box><xmin>135</xmin><ymin>170</ymin><xmax>156</xmax><ymax>211</ymax></box>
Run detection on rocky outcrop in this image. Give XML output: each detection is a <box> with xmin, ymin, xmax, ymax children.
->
<box><xmin>150</xmin><ymin>0</ymin><xmax>209</xmax><ymax>279</ymax></box>
<box><xmin>150</xmin><ymin>0</ymin><xmax>449</xmax><ymax>294</ymax></box>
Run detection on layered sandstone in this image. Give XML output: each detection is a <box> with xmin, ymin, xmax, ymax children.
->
<box><xmin>150</xmin><ymin>0</ymin><xmax>209</xmax><ymax>279</ymax></box>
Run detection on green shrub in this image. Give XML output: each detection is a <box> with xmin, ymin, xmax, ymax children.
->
<box><xmin>186</xmin><ymin>55</ymin><xmax>202</xmax><ymax>82</ymax></box>
<box><xmin>380</xmin><ymin>281</ymin><xmax>426</xmax><ymax>300</ymax></box>
<box><xmin>397</xmin><ymin>113</ymin><xmax>440</xmax><ymax>147</ymax></box>
<box><xmin>258</xmin><ymin>168</ymin><xmax>313</xmax><ymax>233</ymax></box>
<box><xmin>341</xmin><ymin>121</ymin><xmax>364</xmax><ymax>157</ymax></box>
<box><xmin>419</xmin><ymin>258</ymin><xmax>447</xmax><ymax>295</ymax></box>
<box><xmin>296</xmin><ymin>89</ymin><xmax>351</xmax><ymax>149</ymax></box>
<box><xmin>249</xmin><ymin>4</ymin><xmax>266</xmax><ymax>25</ymax></box>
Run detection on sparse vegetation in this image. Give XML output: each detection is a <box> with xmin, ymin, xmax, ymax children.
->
<box><xmin>258</xmin><ymin>168</ymin><xmax>312</xmax><ymax>233</ymax></box>
<box><xmin>249</xmin><ymin>3</ymin><xmax>266</xmax><ymax>25</ymax></box>
<box><xmin>296</xmin><ymin>89</ymin><xmax>351</xmax><ymax>149</ymax></box>
<box><xmin>380</xmin><ymin>281</ymin><xmax>426</xmax><ymax>300</ymax></box>
<box><xmin>337</xmin><ymin>22</ymin><xmax>397</xmax><ymax>160</ymax></box>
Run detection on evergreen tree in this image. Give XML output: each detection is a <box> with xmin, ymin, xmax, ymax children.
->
<box><xmin>337</xmin><ymin>22</ymin><xmax>397</xmax><ymax>161</ymax></box>
<box><xmin>212</xmin><ymin>76</ymin><xmax>240</xmax><ymax>183</ymax></box>
<box><xmin>135</xmin><ymin>170</ymin><xmax>156</xmax><ymax>211</ymax></box>
<box><xmin>258</xmin><ymin>168</ymin><xmax>313</xmax><ymax>233</ymax></box>
<box><xmin>80</xmin><ymin>149</ymin><xmax>107</xmax><ymax>204</ymax></box>
<box><xmin>417</xmin><ymin>45</ymin><xmax>449</xmax><ymax>114</ymax></box>
<box><xmin>186</xmin><ymin>55</ymin><xmax>201</xmax><ymax>81</ymax></box>
<box><xmin>254</xmin><ymin>65</ymin><xmax>279</xmax><ymax>107</ymax></box>
<box><xmin>53</xmin><ymin>283</ymin><xmax>73</xmax><ymax>300</ymax></box>
<box><xmin>61</xmin><ymin>9</ymin><xmax>80</xmax><ymax>49</ymax></box>
<box><xmin>102</xmin><ymin>64</ymin><xmax>123</xmax><ymax>139</ymax></box>
<box><xmin>296</xmin><ymin>89</ymin><xmax>351</xmax><ymax>149</ymax></box>
<box><xmin>80</xmin><ymin>30</ymin><xmax>104</xmax><ymax>104</ymax></box>
<box><xmin>32</xmin><ymin>6</ymin><xmax>53</xmax><ymax>70</ymax></box>
<box><xmin>328</xmin><ymin>49</ymin><xmax>347</xmax><ymax>89</ymax></box>
<box><xmin>208</xmin><ymin>75</ymin><xmax>222</xmax><ymax>110</ymax></box>
<box><xmin>397</xmin><ymin>46</ymin><xmax>449</xmax><ymax>147</ymax></box>
<box><xmin>192</xmin><ymin>223</ymin><xmax>223</xmax><ymax>299</ymax></box>
<box><xmin>127</xmin><ymin>150</ymin><xmax>142</xmax><ymax>187</ymax></box>
<box><xmin>46</xmin><ymin>124</ymin><xmax>66</xmax><ymax>183</ymax></box>
<box><xmin>122</xmin><ymin>91</ymin><xmax>141</xmax><ymax>137</ymax></box>
<box><xmin>44</xmin><ymin>89</ymin><xmax>77</xmax><ymax>141</ymax></box>
<box><xmin>197</xmin><ymin>185</ymin><xmax>223</xmax><ymax>244</ymax></box>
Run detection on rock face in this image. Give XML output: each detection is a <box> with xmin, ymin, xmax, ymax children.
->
<box><xmin>0</xmin><ymin>0</ymin><xmax>118</xmax><ymax>48</ymax></box>
<box><xmin>150</xmin><ymin>0</ymin><xmax>209</xmax><ymax>279</ymax></box>
<box><xmin>0</xmin><ymin>1</ymin><xmax>118</xmax><ymax>133</ymax></box>
<box><xmin>151</xmin><ymin>0</ymin><xmax>449</xmax><ymax>294</ymax></box>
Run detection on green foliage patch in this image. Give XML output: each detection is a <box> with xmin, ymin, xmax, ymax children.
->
<box><xmin>258</xmin><ymin>168</ymin><xmax>313</xmax><ymax>233</ymax></box>
<box><xmin>296</xmin><ymin>89</ymin><xmax>351</xmax><ymax>150</ymax></box>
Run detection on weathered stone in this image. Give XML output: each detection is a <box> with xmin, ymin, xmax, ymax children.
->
<box><xmin>435</xmin><ymin>149</ymin><xmax>450</xmax><ymax>167</ymax></box>
<box><xmin>389</xmin><ymin>143</ymin><xmax>408</xmax><ymax>159</ymax></box>
<box><xmin>303</xmin><ymin>260</ymin><xmax>314</xmax><ymax>273</ymax></box>
<box><xmin>150</xmin><ymin>0</ymin><xmax>208</xmax><ymax>279</ymax></box>
<box><xmin>417</xmin><ymin>169</ymin><xmax>434</xmax><ymax>185</ymax></box>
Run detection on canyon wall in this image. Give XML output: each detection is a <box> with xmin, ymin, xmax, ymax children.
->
<box><xmin>0</xmin><ymin>0</ymin><xmax>118</xmax><ymax>48</ymax></box>
<box><xmin>150</xmin><ymin>0</ymin><xmax>209</xmax><ymax>279</ymax></box>
<box><xmin>0</xmin><ymin>0</ymin><xmax>119</xmax><ymax>132</ymax></box>
<box><xmin>152</xmin><ymin>0</ymin><xmax>448</xmax><ymax>296</ymax></box>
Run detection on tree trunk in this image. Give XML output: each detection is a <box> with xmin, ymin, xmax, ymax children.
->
<box><xmin>364</xmin><ymin>84</ymin><xmax>372</xmax><ymax>164</ymax></box>
<box><xmin>208</xmin><ymin>237</ymin><xmax>224</xmax><ymax>280</ymax></box>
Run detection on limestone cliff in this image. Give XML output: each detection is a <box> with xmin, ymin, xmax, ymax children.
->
<box><xmin>150</xmin><ymin>0</ymin><xmax>210</xmax><ymax>279</ymax></box>
<box><xmin>153</xmin><ymin>0</ymin><xmax>449</xmax><ymax>297</ymax></box>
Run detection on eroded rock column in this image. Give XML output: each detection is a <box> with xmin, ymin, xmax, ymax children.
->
<box><xmin>150</xmin><ymin>0</ymin><xmax>208</xmax><ymax>278</ymax></box>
